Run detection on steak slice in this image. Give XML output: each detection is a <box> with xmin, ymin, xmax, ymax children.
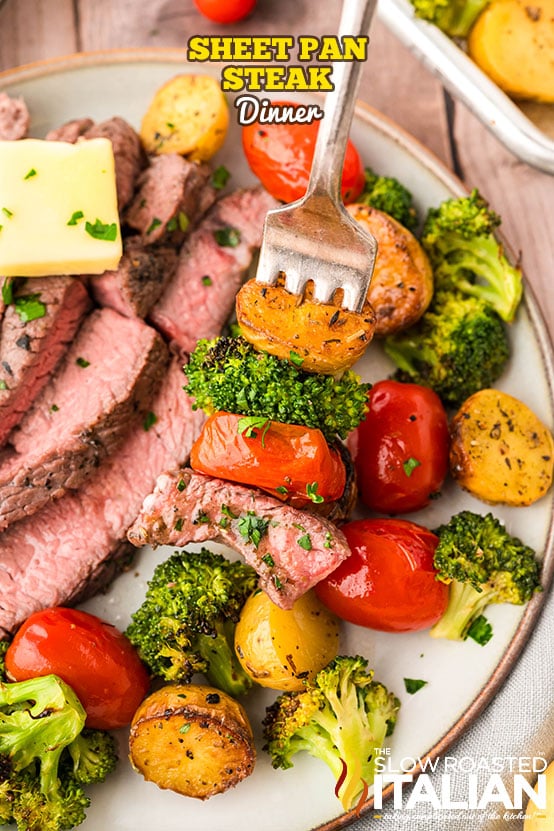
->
<box><xmin>127</xmin><ymin>469</ymin><xmax>351</xmax><ymax>609</ymax></box>
<box><xmin>89</xmin><ymin>236</ymin><xmax>178</xmax><ymax>319</ymax></box>
<box><xmin>0</xmin><ymin>92</ymin><xmax>29</xmax><ymax>140</ymax></box>
<box><xmin>84</xmin><ymin>117</ymin><xmax>144</xmax><ymax>210</ymax></box>
<box><xmin>125</xmin><ymin>154</ymin><xmax>217</xmax><ymax>244</ymax></box>
<box><xmin>0</xmin><ymin>359</ymin><xmax>206</xmax><ymax>636</ymax></box>
<box><xmin>0</xmin><ymin>277</ymin><xmax>91</xmax><ymax>447</ymax></box>
<box><xmin>149</xmin><ymin>187</ymin><xmax>277</xmax><ymax>353</ymax></box>
<box><xmin>45</xmin><ymin>117</ymin><xmax>95</xmax><ymax>143</ymax></box>
<box><xmin>0</xmin><ymin>308</ymin><xmax>168</xmax><ymax>530</ymax></box>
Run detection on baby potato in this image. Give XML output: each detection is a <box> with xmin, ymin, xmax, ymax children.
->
<box><xmin>524</xmin><ymin>759</ymin><xmax>554</xmax><ymax>830</ymax></box>
<box><xmin>234</xmin><ymin>590</ymin><xmax>340</xmax><ymax>690</ymax></box>
<box><xmin>347</xmin><ymin>203</ymin><xmax>433</xmax><ymax>336</ymax></box>
<box><xmin>450</xmin><ymin>388</ymin><xmax>554</xmax><ymax>506</ymax></box>
<box><xmin>140</xmin><ymin>74</ymin><xmax>229</xmax><ymax>161</ymax></box>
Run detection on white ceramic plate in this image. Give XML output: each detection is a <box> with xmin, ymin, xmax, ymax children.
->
<box><xmin>1</xmin><ymin>50</ymin><xmax>553</xmax><ymax>831</ymax></box>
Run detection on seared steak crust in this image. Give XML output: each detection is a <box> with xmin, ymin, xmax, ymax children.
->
<box><xmin>84</xmin><ymin>117</ymin><xmax>144</xmax><ymax>210</ymax></box>
<box><xmin>0</xmin><ymin>92</ymin><xmax>29</xmax><ymax>140</ymax></box>
<box><xmin>45</xmin><ymin>117</ymin><xmax>95</xmax><ymax>143</ymax></box>
<box><xmin>127</xmin><ymin>469</ymin><xmax>351</xmax><ymax>609</ymax></box>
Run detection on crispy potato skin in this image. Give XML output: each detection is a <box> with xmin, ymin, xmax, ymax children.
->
<box><xmin>450</xmin><ymin>389</ymin><xmax>554</xmax><ymax>506</ymax></box>
<box><xmin>140</xmin><ymin>74</ymin><xmax>229</xmax><ymax>160</ymax></box>
<box><xmin>346</xmin><ymin>204</ymin><xmax>433</xmax><ymax>337</ymax></box>
<box><xmin>468</xmin><ymin>0</ymin><xmax>554</xmax><ymax>103</ymax></box>
<box><xmin>129</xmin><ymin>684</ymin><xmax>255</xmax><ymax>799</ymax></box>
<box><xmin>236</xmin><ymin>276</ymin><xmax>377</xmax><ymax>374</ymax></box>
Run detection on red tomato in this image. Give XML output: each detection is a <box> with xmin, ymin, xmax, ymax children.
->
<box><xmin>242</xmin><ymin>103</ymin><xmax>365</xmax><ymax>204</ymax></box>
<box><xmin>193</xmin><ymin>0</ymin><xmax>257</xmax><ymax>23</ymax></box>
<box><xmin>349</xmin><ymin>379</ymin><xmax>449</xmax><ymax>514</ymax></box>
<box><xmin>5</xmin><ymin>607</ymin><xmax>150</xmax><ymax>729</ymax></box>
<box><xmin>190</xmin><ymin>411</ymin><xmax>346</xmax><ymax>504</ymax></box>
<box><xmin>315</xmin><ymin>518</ymin><xmax>448</xmax><ymax>632</ymax></box>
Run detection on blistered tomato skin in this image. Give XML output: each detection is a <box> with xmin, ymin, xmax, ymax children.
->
<box><xmin>5</xmin><ymin>607</ymin><xmax>150</xmax><ymax>729</ymax></box>
<box><xmin>350</xmin><ymin>379</ymin><xmax>450</xmax><ymax>514</ymax></box>
<box><xmin>193</xmin><ymin>0</ymin><xmax>257</xmax><ymax>24</ymax></box>
<box><xmin>242</xmin><ymin>105</ymin><xmax>365</xmax><ymax>204</ymax></box>
<box><xmin>315</xmin><ymin>518</ymin><xmax>449</xmax><ymax>632</ymax></box>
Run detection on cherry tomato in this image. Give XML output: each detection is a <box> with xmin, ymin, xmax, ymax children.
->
<box><xmin>5</xmin><ymin>607</ymin><xmax>150</xmax><ymax>729</ymax></box>
<box><xmin>315</xmin><ymin>518</ymin><xmax>448</xmax><ymax>632</ymax></box>
<box><xmin>190</xmin><ymin>411</ymin><xmax>346</xmax><ymax>504</ymax></box>
<box><xmin>349</xmin><ymin>379</ymin><xmax>449</xmax><ymax>514</ymax></box>
<box><xmin>242</xmin><ymin>103</ymin><xmax>365</xmax><ymax>203</ymax></box>
<box><xmin>193</xmin><ymin>0</ymin><xmax>257</xmax><ymax>24</ymax></box>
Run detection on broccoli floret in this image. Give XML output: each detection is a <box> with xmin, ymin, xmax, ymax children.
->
<box><xmin>184</xmin><ymin>336</ymin><xmax>370</xmax><ymax>442</ymax></box>
<box><xmin>431</xmin><ymin>511</ymin><xmax>542</xmax><ymax>641</ymax></box>
<box><xmin>263</xmin><ymin>656</ymin><xmax>400</xmax><ymax>810</ymax></box>
<box><xmin>358</xmin><ymin>167</ymin><xmax>418</xmax><ymax>230</ymax></box>
<box><xmin>0</xmin><ymin>674</ymin><xmax>116</xmax><ymax>830</ymax></box>
<box><xmin>421</xmin><ymin>190</ymin><xmax>522</xmax><ymax>322</ymax></box>
<box><xmin>411</xmin><ymin>0</ymin><xmax>490</xmax><ymax>37</ymax></box>
<box><xmin>384</xmin><ymin>290</ymin><xmax>509</xmax><ymax>407</ymax></box>
<box><xmin>126</xmin><ymin>548</ymin><xmax>258</xmax><ymax>696</ymax></box>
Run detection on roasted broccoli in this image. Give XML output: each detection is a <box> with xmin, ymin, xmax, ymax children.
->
<box><xmin>431</xmin><ymin>511</ymin><xmax>542</xmax><ymax>641</ymax></box>
<box><xmin>263</xmin><ymin>655</ymin><xmax>400</xmax><ymax>810</ymax></box>
<box><xmin>384</xmin><ymin>290</ymin><xmax>509</xmax><ymax>407</ymax></box>
<box><xmin>0</xmin><ymin>674</ymin><xmax>118</xmax><ymax>831</ymax></box>
<box><xmin>358</xmin><ymin>167</ymin><xmax>418</xmax><ymax>230</ymax></box>
<box><xmin>184</xmin><ymin>336</ymin><xmax>370</xmax><ymax>441</ymax></box>
<box><xmin>126</xmin><ymin>548</ymin><xmax>258</xmax><ymax>696</ymax></box>
<box><xmin>421</xmin><ymin>189</ymin><xmax>522</xmax><ymax>322</ymax></box>
<box><xmin>411</xmin><ymin>0</ymin><xmax>490</xmax><ymax>37</ymax></box>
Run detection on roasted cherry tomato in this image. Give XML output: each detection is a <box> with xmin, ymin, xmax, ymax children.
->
<box><xmin>242</xmin><ymin>103</ymin><xmax>365</xmax><ymax>204</ymax></box>
<box><xmin>193</xmin><ymin>0</ymin><xmax>257</xmax><ymax>24</ymax></box>
<box><xmin>190</xmin><ymin>411</ymin><xmax>346</xmax><ymax>504</ymax></box>
<box><xmin>315</xmin><ymin>518</ymin><xmax>448</xmax><ymax>632</ymax></box>
<box><xmin>349</xmin><ymin>379</ymin><xmax>449</xmax><ymax>514</ymax></box>
<box><xmin>5</xmin><ymin>607</ymin><xmax>150</xmax><ymax>729</ymax></box>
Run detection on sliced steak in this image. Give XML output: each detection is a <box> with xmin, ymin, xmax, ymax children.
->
<box><xmin>0</xmin><ymin>359</ymin><xmax>206</xmax><ymax>636</ymax></box>
<box><xmin>84</xmin><ymin>117</ymin><xmax>144</xmax><ymax>210</ymax></box>
<box><xmin>45</xmin><ymin>117</ymin><xmax>94</xmax><ymax>143</ymax></box>
<box><xmin>149</xmin><ymin>187</ymin><xmax>277</xmax><ymax>353</ymax></box>
<box><xmin>0</xmin><ymin>92</ymin><xmax>30</xmax><ymax>140</ymax></box>
<box><xmin>0</xmin><ymin>277</ymin><xmax>91</xmax><ymax>447</ymax></box>
<box><xmin>127</xmin><ymin>469</ymin><xmax>351</xmax><ymax>609</ymax></box>
<box><xmin>0</xmin><ymin>308</ymin><xmax>168</xmax><ymax>530</ymax></box>
<box><xmin>89</xmin><ymin>236</ymin><xmax>178</xmax><ymax>318</ymax></box>
<box><xmin>125</xmin><ymin>154</ymin><xmax>217</xmax><ymax>244</ymax></box>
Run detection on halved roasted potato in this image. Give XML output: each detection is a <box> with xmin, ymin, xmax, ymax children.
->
<box><xmin>346</xmin><ymin>204</ymin><xmax>433</xmax><ymax>336</ymax></box>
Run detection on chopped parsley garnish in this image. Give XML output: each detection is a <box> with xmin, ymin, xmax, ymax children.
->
<box><xmin>2</xmin><ymin>278</ymin><xmax>14</xmax><ymax>306</ymax></box>
<box><xmin>178</xmin><ymin>212</ymin><xmax>190</xmax><ymax>233</ymax></box>
<box><xmin>67</xmin><ymin>210</ymin><xmax>84</xmax><ymax>226</ymax></box>
<box><xmin>143</xmin><ymin>411</ymin><xmax>158</xmax><ymax>431</ymax></box>
<box><xmin>0</xmin><ymin>380</ymin><xmax>7</xmax><ymax>390</ymax></box>
<box><xmin>174</xmin><ymin>518</ymin><xmax>184</xmax><ymax>532</ymax></box>
<box><xmin>146</xmin><ymin>217</ymin><xmax>162</xmax><ymax>235</ymax></box>
<box><xmin>467</xmin><ymin>615</ymin><xmax>493</xmax><ymax>646</ymax></box>
<box><xmin>237</xmin><ymin>511</ymin><xmax>269</xmax><ymax>548</ymax></box>
<box><xmin>403</xmin><ymin>457</ymin><xmax>421</xmax><ymax>477</ymax></box>
<box><xmin>273</xmin><ymin>574</ymin><xmax>283</xmax><ymax>590</ymax></box>
<box><xmin>2</xmin><ymin>207</ymin><xmax>13</xmax><ymax>218</ymax></box>
<box><xmin>218</xmin><ymin>516</ymin><xmax>229</xmax><ymax>529</ymax></box>
<box><xmin>306</xmin><ymin>482</ymin><xmax>324</xmax><ymax>503</ymax></box>
<box><xmin>50</xmin><ymin>404</ymin><xmax>59</xmax><ymax>412</ymax></box>
<box><xmin>289</xmin><ymin>351</ymin><xmax>304</xmax><ymax>367</ymax></box>
<box><xmin>75</xmin><ymin>357</ymin><xmax>90</xmax><ymax>368</ymax></box>
<box><xmin>194</xmin><ymin>512</ymin><xmax>210</xmax><ymax>525</ymax></box>
<box><xmin>297</xmin><ymin>533</ymin><xmax>312</xmax><ymax>551</ymax></box>
<box><xmin>177</xmin><ymin>478</ymin><xmax>186</xmax><ymax>492</ymax></box>
<box><xmin>237</xmin><ymin>415</ymin><xmax>271</xmax><ymax>446</ymax></box>
<box><xmin>201</xmin><ymin>275</ymin><xmax>213</xmax><ymax>286</ymax></box>
<box><xmin>24</xmin><ymin>168</ymin><xmax>37</xmax><ymax>180</ymax></box>
<box><xmin>214</xmin><ymin>227</ymin><xmax>241</xmax><ymax>247</ymax></box>
<box><xmin>324</xmin><ymin>532</ymin><xmax>333</xmax><ymax>549</ymax></box>
<box><xmin>211</xmin><ymin>165</ymin><xmax>231</xmax><ymax>190</ymax></box>
<box><xmin>275</xmin><ymin>485</ymin><xmax>288</xmax><ymax>496</ymax></box>
<box><xmin>85</xmin><ymin>218</ymin><xmax>117</xmax><ymax>241</ymax></box>
<box><xmin>262</xmin><ymin>553</ymin><xmax>275</xmax><ymax>568</ymax></box>
<box><xmin>179</xmin><ymin>723</ymin><xmax>191</xmax><ymax>735</ymax></box>
<box><xmin>166</xmin><ymin>217</ymin><xmax>177</xmax><ymax>232</ymax></box>
<box><xmin>14</xmin><ymin>294</ymin><xmax>46</xmax><ymax>323</ymax></box>
<box><xmin>166</xmin><ymin>121</ymin><xmax>175</xmax><ymax>130</ymax></box>
<box><xmin>404</xmin><ymin>678</ymin><xmax>428</xmax><ymax>695</ymax></box>
<box><xmin>221</xmin><ymin>504</ymin><xmax>239</xmax><ymax>519</ymax></box>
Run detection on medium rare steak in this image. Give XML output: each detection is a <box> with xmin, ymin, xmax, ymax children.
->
<box><xmin>125</xmin><ymin>154</ymin><xmax>217</xmax><ymax>244</ymax></box>
<box><xmin>45</xmin><ymin>117</ymin><xmax>94</xmax><ymax>143</ymax></box>
<box><xmin>0</xmin><ymin>276</ymin><xmax>91</xmax><ymax>447</ymax></box>
<box><xmin>89</xmin><ymin>236</ymin><xmax>178</xmax><ymax>318</ymax></box>
<box><xmin>149</xmin><ymin>187</ymin><xmax>277</xmax><ymax>353</ymax></box>
<box><xmin>0</xmin><ymin>92</ymin><xmax>29</xmax><ymax>140</ymax></box>
<box><xmin>0</xmin><ymin>308</ymin><xmax>168</xmax><ymax>530</ymax></box>
<box><xmin>0</xmin><ymin>359</ymin><xmax>206</xmax><ymax>636</ymax></box>
<box><xmin>127</xmin><ymin>469</ymin><xmax>351</xmax><ymax>609</ymax></box>
<box><xmin>84</xmin><ymin>117</ymin><xmax>144</xmax><ymax>210</ymax></box>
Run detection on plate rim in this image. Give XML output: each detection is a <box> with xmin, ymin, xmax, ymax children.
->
<box><xmin>1</xmin><ymin>47</ymin><xmax>554</xmax><ymax>831</ymax></box>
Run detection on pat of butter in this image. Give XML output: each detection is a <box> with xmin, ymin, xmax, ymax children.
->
<box><xmin>0</xmin><ymin>138</ymin><xmax>122</xmax><ymax>277</ymax></box>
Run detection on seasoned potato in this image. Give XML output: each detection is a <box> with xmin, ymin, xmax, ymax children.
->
<box><xmin>235</xmin><ymin>590</ymin><xmax>340</xmax><ymax>690</ymax></box>
<box><xmin>347</xmin><ymin>203</ymin><xmax>433</xmax><ymax>336</ymax></box>
<box><xmin>468</xmin><ymin>0</ymin><xmax>554</xmax><ymax>103</ymax></box>
<box><xmin>129</xmin><ymin>684</ymin><xmax>255</xmax><ymax>799</ymax></box>
<box><xmin>524</xmin><ymin>759</ymin><xmax>554</xmax><ymax>830</ymax></box>
<box><xmin>236</xmin><ymin>275</ymin><xmax>377</xmax><ymax>374</ymax></box>
<box><xmin>140</xmin><ymin>74</ymin><xmax>229</xmax><ymax>160</ymax></box>
<box><xmin>450</xmin><ymin>389</ymin><xmax>554</xmax><ymax>506</ymax></box>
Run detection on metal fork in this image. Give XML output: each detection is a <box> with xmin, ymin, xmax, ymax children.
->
<box><xmin>255</xmin><ymin>0</ymin><xmax>378</xmax><ymax>313</ymax></box>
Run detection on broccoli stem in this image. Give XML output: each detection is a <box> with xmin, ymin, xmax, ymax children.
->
<box><xmin>430</xmin><ymin>580</ymin><xmax>493</xmax><ymax>641</ymax></box>
<box><xmin>197</xmin><ymin>622</ymin><xmax>253</xmax><ymax>697</ymax></box>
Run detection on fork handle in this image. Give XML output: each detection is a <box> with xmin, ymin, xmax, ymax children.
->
<box><xmin>306</xmin><ymin>0</ymin><xmax>377</xmax><ymax>201</ymax></box>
